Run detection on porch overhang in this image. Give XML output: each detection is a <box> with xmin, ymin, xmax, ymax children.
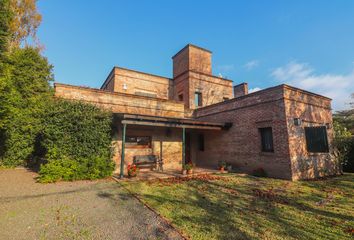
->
<box><xmin>117</xmin><ymin>113</ymin><xmax>232</xmax><ymax>130</ymax></box>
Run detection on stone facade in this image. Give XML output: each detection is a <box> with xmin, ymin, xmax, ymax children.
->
<box><xmin>112</xmin><ymin>125</ymin><xmax>182</xmax><ymax>174</ymax></box>
<box><xmin>54</xmin><ymin>44</ymin><xmax>338</xmax><ymax>180</ymax></box>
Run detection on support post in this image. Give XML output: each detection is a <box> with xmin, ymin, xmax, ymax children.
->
<box><xmin>182</xmin><ymin>127</ymin><xmax>186</xmax><ymax>167</ymax></box>
<box><xmin>120</xmin><ymin>123</ymin><xmax>127</xmax><ymax>178</ymax></box>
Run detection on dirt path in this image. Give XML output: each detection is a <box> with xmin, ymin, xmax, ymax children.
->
<box><xmin>0</xmin><ymin>169</ymin><xmax>183</xmax><ymax>240</ymax></box>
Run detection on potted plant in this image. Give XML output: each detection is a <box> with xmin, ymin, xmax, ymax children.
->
<box><xmin>226</xmin><ymin>164</ymin><xmax>232</xmax><ymax>172</ymax></box>
<box><xmin>127</xmin><ymin>164</ymin><xmax>138</xmax><ymax>177</ymax></box>
<box><xmin>185</xmin><ymin>163</ymin><xmax>193</xmax><ymax>175</ymax></box>
<box><xmin>218</xmin><ymin>160</ymin><xmax>227</xmax><ymax>173</ymax></box>
<box><xmin>182</xmin><ymin>165</ymin><xmax>187</xmax><ymax>175</ymax></box>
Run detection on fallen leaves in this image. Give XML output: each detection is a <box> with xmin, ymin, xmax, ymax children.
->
<box><xmin>252</xmin><ymin>188</ymin><xmax>289</xmax><ymax>204</ymax></box>
<box><xmin>146</xmin><ymin>174</ymin><xmax>225</xmax><ymax>186</ymax></box>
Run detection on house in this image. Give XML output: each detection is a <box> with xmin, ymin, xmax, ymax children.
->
<box><xmin>54</xmin><ymin>44</ymin><xmax>341</xmax><ymax>180</ymax></box>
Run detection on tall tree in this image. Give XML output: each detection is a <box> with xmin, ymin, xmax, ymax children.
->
<box><xmin>0</xmin><ymin>0</ymin><xmax>12</xmax><ymax>55</ymax></box>
<box><xmin>0</xmin><ymin>47</ymin><xmax>53</xmax><ymax>166</ymax></box>
<box><xmin>8</xmin><ymin>0</ymin><xmax>42</xmax><ymax>49</ymax></box>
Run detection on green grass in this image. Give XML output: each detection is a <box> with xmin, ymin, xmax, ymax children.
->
<box><xmin>122</xmin><ymin>173</ymin><xmax>354</xmax><ymax>240</ymax></box>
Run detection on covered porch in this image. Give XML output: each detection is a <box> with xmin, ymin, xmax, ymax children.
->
<box><xmin>114</xmin><ymin>114</ymin><xmax>231</xmax><ymax>178</ymax></box>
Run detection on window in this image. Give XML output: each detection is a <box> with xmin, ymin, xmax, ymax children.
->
<box><xmin>305</xmin><ymin>126</ymin><xmax>329</xmax><ymax>153</ymax></box>
<box><xmin>198</xmin><ymin>134</ymin><xmax>204</xmax><ymax>151</ymax></box>
<box><xmin>195</xmin><ymin>92</ymin><xmax>202</xmax><ymax>107</ymax></box>
<box><xmin>259</xmin><ymin>127</ymin><xmax>274</xmax><ymax>152</ymax></box>
<box><xmin>223</xmin><ymin>97</ymin><xmax>229</xmax><ymax>101</ymax></box>
<box><xmin>126</xmin><ymin>136</ymin><xmax>151</xmax><ymax>148</ymax></box>
<box><xmin>178</xmin><ymin>94</ymin><xmax>183</xmax><ymax>101</ymax></box>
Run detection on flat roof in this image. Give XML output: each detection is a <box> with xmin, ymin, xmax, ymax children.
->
<box><xmin>172</xmin><ymin>44</ymin><xmax>212</xmax><ymax>59</ymax></box>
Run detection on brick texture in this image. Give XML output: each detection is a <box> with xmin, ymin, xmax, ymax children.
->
<box><xmin>54</xmin><ymin>44</ymin><xmax>338</xmax><ymax>180</ymax></box>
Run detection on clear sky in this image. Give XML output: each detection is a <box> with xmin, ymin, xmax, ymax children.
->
<box><xmin>37</xmin><ymin>0</ymin><xmax>354</xmax><ymax>111</ymax></box>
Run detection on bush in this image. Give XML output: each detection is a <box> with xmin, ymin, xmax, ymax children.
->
<box><xmin>334</xmin><ymin>137</ymin><xmax>354</xmax><ymax>173</ymax></box>
<box><xmin>38</xmin><ymin>99</ymin><xmax>114</xmax><ymax>182</ymax></box>
<box><xmin>333</xmin><ymin>120</ymin><xmax>354</xmax><ymax>172</ymax></box>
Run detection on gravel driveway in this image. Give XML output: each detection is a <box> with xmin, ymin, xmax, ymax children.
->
<box><xmin>0</xmin><ymin>169</ymin><xmax>183</xmax><ymax>240</ymax></box>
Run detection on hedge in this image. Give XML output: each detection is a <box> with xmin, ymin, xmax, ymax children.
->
<box><xmin>38</xmin><ymin>99</ymin><xmax>115</xmax><ymax>183</ymax></box>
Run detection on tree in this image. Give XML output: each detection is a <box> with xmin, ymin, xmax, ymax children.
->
<box><xmin>8</xmin><ymin>0</ymin><xmax>42</xmax><ymax>49</ymax></box>
<box><xmin>0</xmin><ymin>47</ymin><xmax>53</xmax><ymax>166</ymax></box>
<box><xmin>0</xmin><ymin>0</ymin><xmax>12</xmax><ymax>55</ymax></box>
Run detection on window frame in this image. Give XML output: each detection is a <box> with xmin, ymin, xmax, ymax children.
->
<box><xmin>125</xmin><ymin>136</ymin><xmax>152</xmax><ymax>149</ymax></box>
<box><xmin>259</xmin><ymin>127</ymin><xmax>274</xmax><ymax>153</ymax></box>
<box><xmin>194</xmin><ymin>92</ymin><xmax>202</xmax><ymax>107</ymax></box>
<box><xmin>304</xmin><ymin>126</ymin><xmax>329</xmax><ymax>153</ymax></box>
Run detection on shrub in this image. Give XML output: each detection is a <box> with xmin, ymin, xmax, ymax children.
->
<box><xmin>38</xmin><ymin>99</ymin><xmax>114</xmax><ymax>182</ymax></box>
<box><xmin>333</xmin><ymin>120</ymin><xmax>354</xmax><ymax>172</ymax></box>
<box><xmin>184</xmin><ymin>163</ymin><xmax>193</xmax><ymax>171</ymax></box>
<box><xmin>218</xmin><ymin>160</ymin><xmax>227</xmax><ymax>169</ymax></box>
<box><xmin>334</xmin><ymin>137</ymin><xmax>354</xmax><ymax>173</ymax></box>
<box><xmin>252</xmin><ymin>168</ymin><xmax>267</xmax><ymax>177</ymax></box>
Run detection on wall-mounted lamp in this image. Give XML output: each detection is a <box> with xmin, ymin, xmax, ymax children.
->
<box><xmin>123</xmin><ymin>83</ymin><xmax>127</xmax><ymax>90</ymax></box>
<box><xmin>294</xmin><ymin>118</ymin><xmax>302</xmax><ymax>126</ymax></box>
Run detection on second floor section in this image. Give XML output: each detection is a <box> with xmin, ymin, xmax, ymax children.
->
<box><xmin>100</xmin><ymin>44</ymin><xmax>234</xmax><ymax>110</ymax></box>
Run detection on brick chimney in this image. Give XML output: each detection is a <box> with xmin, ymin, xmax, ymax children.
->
<box><xmin>233</xmin><ymin>83</ymin><xmax>248</xmax><ymax>98</ymax></box>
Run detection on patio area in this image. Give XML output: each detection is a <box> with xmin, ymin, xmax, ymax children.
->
<box><xmin>113</xmin><ymin>167</ymin><xmax>222</xmax><ymax>181</ymax></box>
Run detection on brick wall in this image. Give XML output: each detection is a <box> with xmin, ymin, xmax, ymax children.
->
<box><xmin>103</xmin><ymin>67</ymin><xmax>173</xmax><ymax>100</ymax></box>
<box><xmin>195</xmin><ymin>85</ymin><xmax>293</xmax><ymax>179</ymax></box>
<box><xmin>172</xmin><ymin>44</ymin><xmax>232</xmax><ymax>109</ymax></box>
<box><xmin>194</xmin><ymin>84</ymin><xmax>339</xmax><ymax>180</ymax></box>
<box><xmin>172</xmin><ymin>44</ymin><xmax>212</xmax><ymax>77</ymax></box>
<box><xmin>54</xmin><ymin>83</ymin><xmax>185</xmax><ymax>118</ymax></box>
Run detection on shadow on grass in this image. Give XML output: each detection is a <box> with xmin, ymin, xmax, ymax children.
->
<box><xmin>123</xmin><ymin>174</ymin><xmax>354</xmax><ymax>240</ymax></box>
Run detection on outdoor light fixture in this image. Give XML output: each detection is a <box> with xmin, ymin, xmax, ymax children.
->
<box><xmin>123</xmin><ymin>83</ymin><xmax>127</xmax><ymax>90</ymax></box>
<box><xmin>294</xmin><ymin>118</ymin><xmax>302</xmax><ymax>126</ymax></box>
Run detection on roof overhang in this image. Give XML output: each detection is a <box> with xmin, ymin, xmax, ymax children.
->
<box><xmin>116</xmin><ymin>114</ymin><xmax>232</xmax><ymax>130</ymax></box>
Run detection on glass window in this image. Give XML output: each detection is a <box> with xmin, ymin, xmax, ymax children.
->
<box><xmin>126</xmin><ymin>136</ymin><xmax>151</xmax><ymax>148</ymax></box>
<box><xmin>305</xmin><ymin>126</ymin><xmax>329</xmax><ymax>153</ymax></box>
<box><xmin>195</xmin><ymin>92</ymin><xmax>202</xmax><ymax>107</ymax></box>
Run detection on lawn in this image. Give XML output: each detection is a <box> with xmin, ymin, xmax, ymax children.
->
<box><xmin>122</xmin><ymin>173</ymin><xmax>354</xmax><ymax>240</ymax></box>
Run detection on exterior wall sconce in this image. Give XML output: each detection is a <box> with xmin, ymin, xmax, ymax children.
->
<box><xmin>294</xmin><ymin>118</ymin><xmax>302</xmax><ymax>126</ymax></box>
<box><xmin>123</xmin><ymin>83</ymin><xmax>127</xmax><ymax>90</ymax></box>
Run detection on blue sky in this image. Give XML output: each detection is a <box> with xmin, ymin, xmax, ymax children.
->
<box><xmin>37</xmin><ymin>1</ymin><xmax>354</xmax><ymax>110</ymax></box>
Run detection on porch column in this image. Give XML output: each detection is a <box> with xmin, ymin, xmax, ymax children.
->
<box><xmin>182</xmin><ymin>127</ymin><xmax>186</xmax><ymax>167</ymax></box>
<box><xmin>120</xmin><ymin>123</ymin><xmax>127</xmax><ymax>178</ymax></box>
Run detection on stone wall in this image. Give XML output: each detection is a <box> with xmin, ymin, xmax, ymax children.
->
<box><xmin>112</xmin><ymin>125</ymin><xmax>182</xmax><ymax>174</ymax></box>
<box><xmin>54</xmin><ymin>83</ymin><xmax>185</xmax><ymax>118</ymax></box>
<box><xmin>283</xmin><ymin>86</ymin><xmax>339</xmax><ymax>180</ymax></box>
